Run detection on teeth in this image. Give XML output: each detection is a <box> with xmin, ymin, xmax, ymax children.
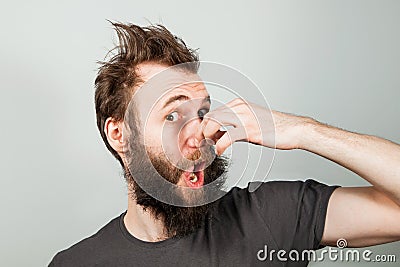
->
<box><xmin>189</xmin><ymin>172</ymin><xmax>198</xmax><ymax>183</ymax></box>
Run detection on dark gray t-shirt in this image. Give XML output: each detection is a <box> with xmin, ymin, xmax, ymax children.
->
<box><xmin>49</xmin><ymin>179</ymin><xmax>339</xmax><ymax>267</ymax></box>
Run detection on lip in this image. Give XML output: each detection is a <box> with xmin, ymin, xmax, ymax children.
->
<box><xmin>183</xmin><ymin>161</ymin><xmax>206</xmax><ymax>188</ymax></box>
<box><xmin>183</xmin><ymin>170</ymin><xmax>204</xmax><ymax>188</ymax></box>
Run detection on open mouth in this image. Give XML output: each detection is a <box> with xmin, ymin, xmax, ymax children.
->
<box><xmin>183</xmin><ymin>161</ymin><xmax>206</xmax><ymax>188</ymax></box>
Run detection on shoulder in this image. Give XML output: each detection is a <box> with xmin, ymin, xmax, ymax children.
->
<box><xmin>49</xmin><ymin>213</ymin><xmax>123</xmax><ymax>266</ymax></box>
<box><xmin>239</xmin><ymin>178</ymin><xmax>337</xmax><ymax>197</ymax></box>
<box><xmin>215</xmin><ymin>179</ymin><xmax>339</xmax><ymax>218</ymax></box>
<box><xmin>223</xmin><ymin>178</ymin><xmax>336</xmax><ymax>202</ymax></box>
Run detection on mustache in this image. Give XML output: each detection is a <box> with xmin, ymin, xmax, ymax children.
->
<box><xmin>175</xmin><ymin>144</ymin><xmax>217</xmax><ymax>172</ymax></box>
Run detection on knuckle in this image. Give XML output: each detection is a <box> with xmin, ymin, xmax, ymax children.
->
<box><xmin>232</xmin><ymin>97</ymin><xmax>243</xmax><ymax>104</ymax></box>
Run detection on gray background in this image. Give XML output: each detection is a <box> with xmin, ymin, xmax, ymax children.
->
<box><xmin>0</xmin><ymin>0</ymin><xmax>399</xmax><ymax>266</ymax></box>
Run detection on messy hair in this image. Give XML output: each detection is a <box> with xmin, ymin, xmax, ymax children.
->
<box><xmin>94</xmin><ymin>22</ymin><xmax>199</xmax><ymax>166</ymax></box>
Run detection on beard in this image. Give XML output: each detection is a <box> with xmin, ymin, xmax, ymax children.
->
<box><xmin>123</xmin><ymin>121</ymin><xmax>229</xmax><ymax>238</ymax></box>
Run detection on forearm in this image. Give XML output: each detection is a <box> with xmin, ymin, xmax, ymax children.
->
<box><xmin>299</xmin><ymin>119</ymin><xmax>400</xmax><ymax>205</ymax></box>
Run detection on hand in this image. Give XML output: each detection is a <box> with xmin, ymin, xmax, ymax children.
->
<box><xmin>196</xmin><ymin>98</ymin><xmax>313</xmax><ymax>155</ymax></box>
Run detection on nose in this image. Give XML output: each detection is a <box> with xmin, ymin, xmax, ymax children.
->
<box><xmin>179</xmin><ymin>117</ymin><xmax>203</xmax><ymax>151</ymax></box>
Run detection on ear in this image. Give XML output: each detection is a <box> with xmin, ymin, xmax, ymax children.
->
<box><xmin>104</xmin><ymin>117</ymin><xmax>124</xmax><ymax>154</ymax></box>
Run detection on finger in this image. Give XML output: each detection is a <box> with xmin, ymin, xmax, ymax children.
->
<box><xmin>223</xmin><ymin>98</ymin><xmax>246</xmax><ymax>108</ymax></box>
<box><xmin>202</xmin><ymin>117</ymin><xmax>225</xmax><ymax>140</ymax></box>
<box><xmin>202</xmin><ymin>112</ymin><xmax>242</xmax><ymax>142</ymax></box>
<box><xmin>203</xmin><ymin>130</ymin><xmax>226</xmax><ymax>146</ymax></box>
<box><xmin>215</xmin><ymin>128</ymin><xmax>247</xmax><ymax>155</ymax></box>
<box><xmin>194</xmin><ymin>109</ymin><xmax>224</xmax><ymax>141</ymax></box>
<box><xmin>213</xmin><ymin>130</ymin><xmax>225</xmax><ymax>141</ymax></box>
<box><xmin>195</xmin><ymin>101</ymin><xmax>246</xmax><ymax>142</ymax></box>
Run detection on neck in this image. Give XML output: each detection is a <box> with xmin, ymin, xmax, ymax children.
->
<box><xmin>124</xmin><ymin>195</ymin><xmax>169</xmax><ymax>242</ymax></box>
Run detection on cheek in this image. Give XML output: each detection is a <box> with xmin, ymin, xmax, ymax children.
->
<box><xmin>161</xmin><ymin>126</ymin><xmax>182</xmax><ymax>152</ymax></box>
<box><xmin>142</xmin><ymin>122</ymin><xmax>164</xmax><ymax>147</ymax></box>
<box><xmin>143</xmin><ymin>114</ymin><xmax>186</xmax><ymax>159</ymax></box>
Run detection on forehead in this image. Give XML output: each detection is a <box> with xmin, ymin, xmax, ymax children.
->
<box><xmin>135</xmin><ymin>62</ymin><xmax>170</xmax><ymax>81</ymax></box>
<box><xmin>133</xmin><ymin>63</ymin><xmax>209</xmax><ymax>108</ymax></box>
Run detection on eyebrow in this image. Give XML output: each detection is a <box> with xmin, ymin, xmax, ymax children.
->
<box><xmin>162</xmin><ymin>95</ymin><xmax>211</xmax><ymax>109</ymax></box>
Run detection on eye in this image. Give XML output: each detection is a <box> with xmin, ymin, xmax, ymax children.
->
<box><xmin>166</xmin><ymin>111</ymin><xmax>179</xmax><ymax>122</ymax></box>
<box><xmin>198</xmin><ymin>108</ymin><xmax>209</xmax><ymax>119</ymax></box>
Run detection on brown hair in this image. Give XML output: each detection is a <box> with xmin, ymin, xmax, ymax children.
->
<box><xmin>94</xmin><ymin>22</ymin><xmax>199</xmax><ymax>166</ymax></box>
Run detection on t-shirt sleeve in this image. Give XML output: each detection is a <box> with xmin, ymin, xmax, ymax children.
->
<box><xmin>249</xmin><ymin>179</ymin><xmax>340</xmax><ymax>251</ymax></box>
<box><xmin>48</xmin><ymin>253</ymin><xmax>61</xmax><ymax>267</ymax></box>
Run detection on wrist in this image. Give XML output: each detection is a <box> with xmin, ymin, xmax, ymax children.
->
<box><xmin>296</xmin><ymin>117</ymin><xmax>321</xmax><ymax>150</ymax></box>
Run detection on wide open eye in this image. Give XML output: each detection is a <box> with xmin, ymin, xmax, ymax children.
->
<box><xmin>166</xmin><ymin>111</ymin><xmax>179</xmax><ymax>122</ymax></box>
<box><xmin>198</xmin><ymin>108</ymin><xmax>209</xmax><ymax>119</ymax></box>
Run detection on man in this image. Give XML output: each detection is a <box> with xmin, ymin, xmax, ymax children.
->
<box><xmin>49</xmin><ymin>22</ymin><xmax>400</xmax><ymax>266</ymax></box>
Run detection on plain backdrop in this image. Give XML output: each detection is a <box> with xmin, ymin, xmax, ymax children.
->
<box><xmin>0</xmin><ymin>0</ymin><xmax>399</xmax><ymax>266</ymax></box>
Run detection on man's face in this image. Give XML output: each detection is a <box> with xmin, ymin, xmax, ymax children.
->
<box><xmin>133</xmin><ymin>63</ymin><xmax>215</xmax><ymax>189</ymax></box>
